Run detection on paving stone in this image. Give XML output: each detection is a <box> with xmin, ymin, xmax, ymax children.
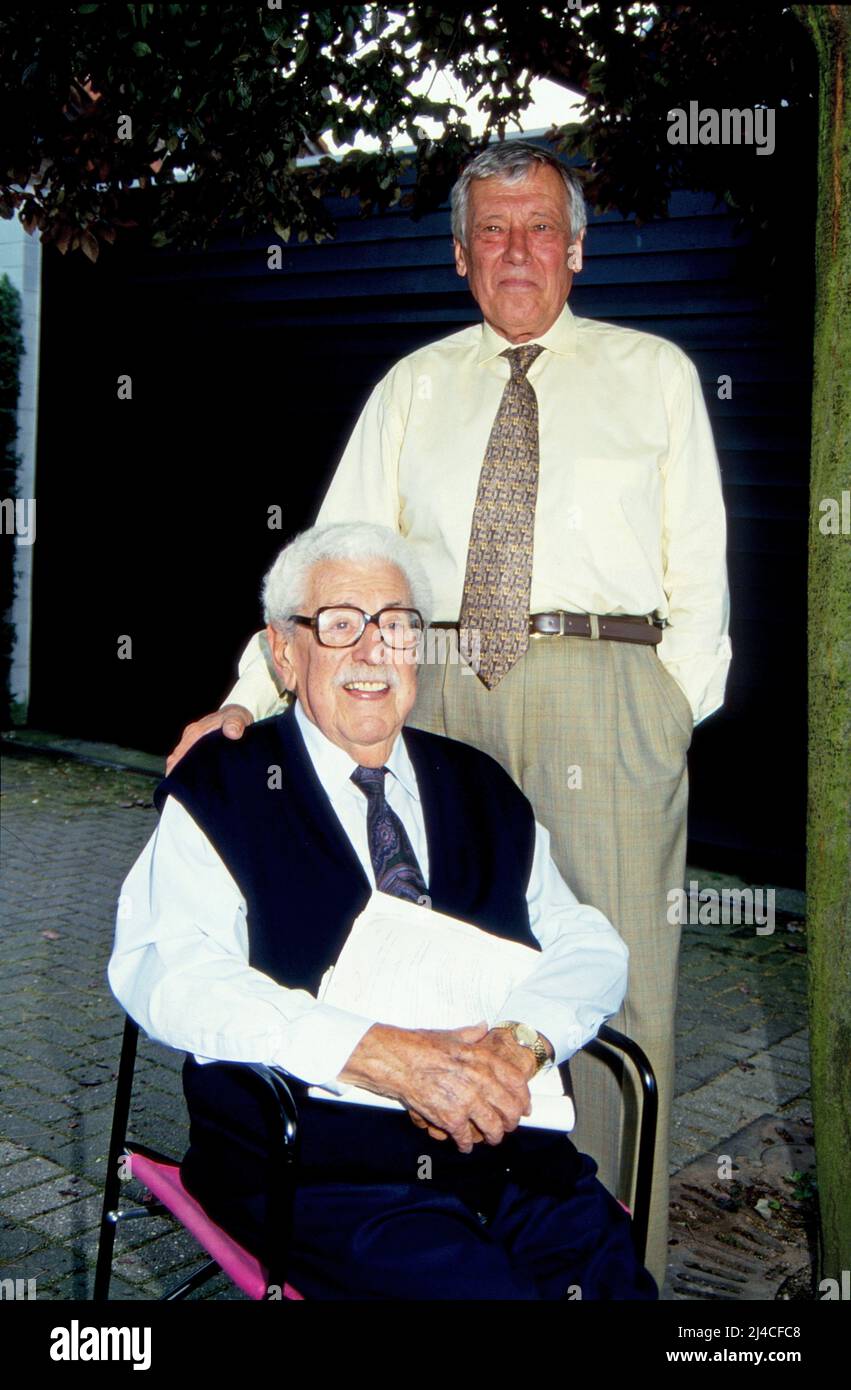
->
<box><xmin>60</xmin><ymin>1270</ymin><xmax>148</xmax><ymax>1301</ymax></box>
<box><xmin>64</xmin><ymin>1088</ymin><xmax>118</xmax><ymax>1119</ymax></box>
<box><xmin>113</xmin><ymin>1235</ymin><xmax>201</xmax><ymax>1286</ymax></box>
<box><xmin>1</xmin><ymin>1243</ymin><xmax>86</xmax><ymax>1284</ymax></box>
<box><xmin>6</xmin><ymin>1097</ymin><xmax>78</xmax><ymax>1126</ymax></box>
<box><xmin>0</xmin><ymin>1156</ymin><xmax>68</xmax><ymax>1196</ymax></box>
<box><xmin>1</xmin><ymin>1062</ymin><xmax>72</xmax><ymax>1099</ymax></box>
<box><xmin>677</xmin><ymin>1093</ymin><xmax>773</xmax><ymax>1137</ymax></box>
<box><xmin>723</xmin><ymin>1065</ymin><xmax>808</xmax><ymax>1104</ymax></box>
<box><xmin>26</xmin><ymin>1193</ymin><xmax>104</xmax><ymax>1239</ymax></box>
<box><xmin>769</xmin><ymin>1034</ymin><xmax>809</xmax><ymax>1057</ymax></box>
<box><xmin>0</xmin><ymin>1219</ymin><xmax>46</xmax><ymax>1264</ymax></box>
<box><xmin>0</xmin><ymin>1114</ymin><xmax>68</xmax><ymax>1152</ymax></box>
<box><xmin>1</xmin><ymin>749</ymin><xmax>810</xmax><ymax>1302</ymax></box>
<box><xmin>745</xmin><ymin>1050</ymin><xmax>811</xmax><ymax>1080</ymax></box>
<box><xmin>0</xmin><ymin>1174</ymin><xmax>96</xmax><ymax>1221</ymax></box>
<box><xmin>0</xmin><ymin>1141</ymin><xmax>33</xmax><ymax>1166</ymax></box>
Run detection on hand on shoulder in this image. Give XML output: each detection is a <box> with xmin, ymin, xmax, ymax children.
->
<box><xmin>165</xmin><ymin>704</ymin><xmax>254</xmax><ymax>774</ymax></box>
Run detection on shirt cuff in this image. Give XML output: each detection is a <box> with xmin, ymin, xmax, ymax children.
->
<box><xmin>657</xmin><ymin>637</ymin><xmax>732</xmax><ymax>725</ymax></box>
<box><xmin>492</xmin><ymin>992</ymin><xmax>613</xmax><ymax>1064</ymax></box>
<box><xmin>276</xmin><ymin>1003</ymin><xmax>377</xmax><ymax>1092</ymax></box>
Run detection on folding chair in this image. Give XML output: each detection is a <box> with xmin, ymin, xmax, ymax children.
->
<box><xmin>94</xmin><ymin>1015</ymin><xmax>657</xmax><ymax>1301</ymax></box>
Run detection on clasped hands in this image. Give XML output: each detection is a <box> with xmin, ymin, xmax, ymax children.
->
<box><xmin>164</xmin><ymin>712</ymin><xmax>550</xmax><ymax>1154</ymax></box>
<box><xmin>338</xmin><ymin>1020</ymin><xmax>547</xmax><ymax>1155</ymax></box>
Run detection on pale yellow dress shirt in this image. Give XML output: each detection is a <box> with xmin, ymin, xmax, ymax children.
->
<box><xmin>227</xmin><ymin>302</ymin><xmax>731</xmax><ymax>725</ymax></box>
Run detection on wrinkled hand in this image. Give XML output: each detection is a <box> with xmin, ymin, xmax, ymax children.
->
<box><xmin>340</xmin><ymin>1021</ymin><xmax>535</xmax><ymax>1154</ymax></box>
<box><xmin>165</xmin><ymin>704</ymin><xmax>253</xmax><ymax>774</ymax></box>
<box><xmin>405</xmin><ymin>1108</ymin><xmax>459</xmax><ymax>1142</ymax></box>
<box><xmin>406</xmin><ymin>1028</ymin><xmax>538</xmax><ymax>1142</ymax></box>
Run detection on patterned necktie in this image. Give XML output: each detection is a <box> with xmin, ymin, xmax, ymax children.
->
<box><xmin>458</xmin><ymin>343</ymin><xmax>545</xmax><ymax>690</ymax></box>
<box><xmin>351</xmin><ymin>765</ymin><xmax>428</xmax><ymax>904</ymax></box>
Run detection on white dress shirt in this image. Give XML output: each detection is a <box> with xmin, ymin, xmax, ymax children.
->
<box><xmin>225</xmin><ymin>302</ymin><xmax>731</xmax><ymax>727</ymax></box>
<box><xmin>108</xmin><ymin>701</ymin><xmax>629</xmax><ymax>1093</ymax></box>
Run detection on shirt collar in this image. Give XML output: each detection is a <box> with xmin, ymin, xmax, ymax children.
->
<box><xmin>476</xmin><ymin>299</ymin><xmax>577</xmax><ymax>366</ymax></box>
<box><xmin>293</xmin><ymin>698</ymin><xmax>421</xmax><ymax>804</ymax></box>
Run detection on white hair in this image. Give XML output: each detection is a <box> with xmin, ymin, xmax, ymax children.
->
<box><xmin>262</xmin><ymin>522</ymin><xmax>433</xmax><ymax>631</ymax></box>
<box><xmin>451</xmin><ymin>141</ymin><xmax>588</xmax><ymax>247</ymax></box>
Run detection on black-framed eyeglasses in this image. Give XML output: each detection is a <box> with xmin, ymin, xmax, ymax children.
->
<box><xmin>289</xmin><ymin>606</ymin><xmax>425</xmax><ymax>650</ymax></box>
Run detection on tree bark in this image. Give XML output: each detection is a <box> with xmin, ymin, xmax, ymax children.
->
<box><xmin>795</xmin><ymin>2</ymin><xmax>851</xmax><ymax>1282</ymax></box>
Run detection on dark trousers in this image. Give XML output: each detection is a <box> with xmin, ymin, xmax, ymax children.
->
<box><xmin>180</xmin><ymin>1057</ymin><xmax>657</xmax><ymax>1301</ymax></box>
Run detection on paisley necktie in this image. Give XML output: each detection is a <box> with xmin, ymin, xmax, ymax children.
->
<box><xmin>458</xmin><ymin>342</ymin><xmax>545</xmax><ymax>690</ymax></box>
<box><xmin>351</xmin><ymin>765</ymin><xmax>428</xmax><ymax>904</ymax></box>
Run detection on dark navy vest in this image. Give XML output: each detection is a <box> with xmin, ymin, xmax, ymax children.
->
<box><xmin>156</xmin><ymin>706</ymin><xmax>580</xmax><ymax>1214</ymax></box>
<box><xmin>154</xmin><ymin>702</ymin><xmax>540</xmax><ymax>993</ymax></box>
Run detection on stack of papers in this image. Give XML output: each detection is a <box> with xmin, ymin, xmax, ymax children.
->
<box><xmin>308</xmin><ymin>891</ymin><xmax>575</xmax><ymax>1132</ymax></box>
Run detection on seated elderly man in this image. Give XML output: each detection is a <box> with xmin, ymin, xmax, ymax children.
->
<box><xmin>109</xmin><ymin>522</ymin><xmax>656</xmax><ymax>1301</ymax></box>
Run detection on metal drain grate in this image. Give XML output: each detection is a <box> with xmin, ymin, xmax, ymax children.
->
<box><xmin>666</xmin><ymin>1114</ymin><xmax>816</xmax><ymax>1301</ymax></box>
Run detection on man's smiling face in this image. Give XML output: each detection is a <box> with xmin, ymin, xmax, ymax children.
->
<box><xmin>453</xmin><ymin>161</ymin><xmax>584</xmax><ymax>344</ymax></box>
<box><xmin>268</xmin><ymin>558</ymin><xmax>419</xmax><ymax>767</ymax></box>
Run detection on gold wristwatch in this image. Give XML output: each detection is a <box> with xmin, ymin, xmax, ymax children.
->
<box><xmin>493</xmin><ymin>1020</ymin><xmax>553</xmax><ymax>1073</ymax></box>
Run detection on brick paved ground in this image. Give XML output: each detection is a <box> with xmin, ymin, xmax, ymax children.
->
<box><xmin>0</xmin><ymin>745</ymin><xmax>812</xmax><ymax>1303</ymax></box>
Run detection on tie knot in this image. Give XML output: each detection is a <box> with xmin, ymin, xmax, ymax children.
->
<box><xmin>503</xmin><ymin>343</ymin><xmax>544</xmax><ymax>381</ymax></box>
<box><xmin>351</xmin><ymin>765</ymin><xmax>387</xmax><ymax>797</ymax></box>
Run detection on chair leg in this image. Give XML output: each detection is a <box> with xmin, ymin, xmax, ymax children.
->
<box><xmin>96</xmin><ymin>1037</ymin><xmax>303</xmax><ymax>1302</ymax></box>
<box><xmin>94</xmin><ymin>1016</ymin><xmax>139</xmax><ymax>1302</ymax></box>
<box><xmin>577</xmin><ymin>1024</ymin><xmax>658</xmax><ymax>1269</ymax></box>
<box><xmin>248</xmin><ymin>1066</ymin><xmax>301</xmax><ymax>1296</ymax></box>
<box><xmin>162</xmin><ymin>1259</ymin><xmax>221</xmax><ymax>1301</ymax></box>
<box><xmin>263</xmin><ymin>1153</ymin><xmax>298</xmax><ymax>1295</ymax></box>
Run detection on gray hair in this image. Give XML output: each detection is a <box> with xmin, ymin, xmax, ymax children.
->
<box><xmin>450</xmin><ymin>141</ymin><xmax>587</xmax><ymax>247</ymax></box>
<box><xmin>262</xmin><ymin>522</ymin><xmax>433</xmax><ymax>632</ymax></box>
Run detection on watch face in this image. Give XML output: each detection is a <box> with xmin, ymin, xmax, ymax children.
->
<box><xmin>515</xmin><ymin>1023</ymin><xmax>537</xmax><ymax>1046</ymax></box>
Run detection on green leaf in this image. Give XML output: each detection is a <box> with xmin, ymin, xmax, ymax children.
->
<box><xmin>80</xmin><ymin>230</ymin><xmax>99</xmax><ymax>262</ymax></box>
<box><xmin>132</xmin><ymin>41</ymin><xmax>151</xmax><ymax>58</ymax></box>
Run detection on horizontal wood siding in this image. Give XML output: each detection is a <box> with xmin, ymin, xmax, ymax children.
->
<box><xmin>32</xmin><ymin>181</ymin><xmax>809</xmax><ymax>884</ymax></box>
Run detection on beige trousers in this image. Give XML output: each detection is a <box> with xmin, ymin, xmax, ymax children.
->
<box><xmin>408</xmin><ymin>631</ymin><xmax>693</xmax><ymax>1287</ymax></box>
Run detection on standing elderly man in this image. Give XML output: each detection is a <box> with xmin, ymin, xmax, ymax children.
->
<box><xmin>112</xmin><ymin>522</ymin><xmax>656</xmax><ymax>1300</ymax></box>
<box><xmin>168</xmin><ymin>142</ymin><xmax>731</xmax><ymax>1286</ymax></box>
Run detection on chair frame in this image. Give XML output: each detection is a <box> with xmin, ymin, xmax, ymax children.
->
<box><xmin>94</xmin><ymin>1015</ymin><xmax>657</xmax><ymax>1301</ymax></box>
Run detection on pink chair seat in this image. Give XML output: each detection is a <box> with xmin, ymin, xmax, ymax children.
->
<box><xmin>127</xmin><ymin>1151</ymin><xmax>303</xmax><ymax>1300</ymax></box>
<box><xmin>126</xmin><ymin>1151</ymin><xmax>631</xmax><ymax>1299</ymax></box>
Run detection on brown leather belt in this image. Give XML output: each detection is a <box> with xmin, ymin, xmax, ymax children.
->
<box><xmin>430</xmin><ymin>613</ymin><xmax>665</xmax><ymax>646</ymax></box>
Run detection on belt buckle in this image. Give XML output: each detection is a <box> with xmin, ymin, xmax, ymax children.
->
<box><xmin>558</xmin><ymin>611</ymin><xmax>566</xmax><ymax>636</ymax></box>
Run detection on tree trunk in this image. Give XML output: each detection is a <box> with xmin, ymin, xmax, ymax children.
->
<box><xmin>795</xmin><ymin>2</ymin><xmax>851</xmax><ymax>1282</ymax></box>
